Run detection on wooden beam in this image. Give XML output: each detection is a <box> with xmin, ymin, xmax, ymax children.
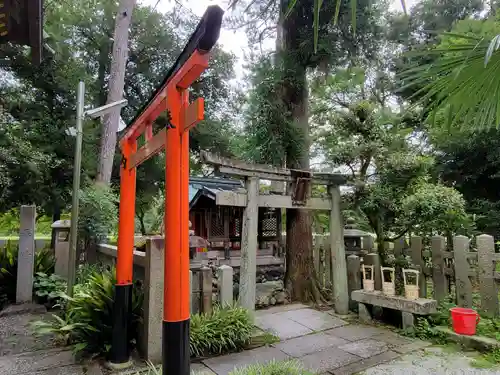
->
<box><xmin>182</xmin><ymin>98</ymin><xmax>204</xmax><ymax>132</ymax></box>
<box><xmin>129</xmin><ymin>128</ymin><xmax>166</xmax><ymax>169</ymax></box>
<box><xmin>202</xmin><ymin>151</ymin><xmax>349</xmax><ymax>185</ymax></box>
<box><xmin>215</xmin><ymin>191</ymin><xmax>332</xmax><ymax>210</ymax></box>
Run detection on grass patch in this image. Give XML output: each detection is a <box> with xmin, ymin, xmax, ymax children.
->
<box><xmin>190</xmin><ymin>304</ymin><xmax>254</xmax><ymax>357</ymax></box>
<box><xmin>229</xmin><ymin>360</ymin><xmax>315</xmax><ymax>375</ymax></box>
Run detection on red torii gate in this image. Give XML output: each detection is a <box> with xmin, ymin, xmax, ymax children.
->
<box><xmin>109</xmin><ymin>7</ymin><xmax>223</xmax><ymax>375</ymax></box>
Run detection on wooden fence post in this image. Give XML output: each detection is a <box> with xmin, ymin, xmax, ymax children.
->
<box><xmin>347</xmin><ymin>255</ymin><xmax>361</xmax><ymax>311</ymax></box>
<box><xmin>410</xmin><ymin>236</ymin><xmax>426</xmax><ymax>298</ymax></box>
<box><xmin>239</xmin><ymin>176</ymin><xmax>259</xmax><ymax>311</ymax></box>
<box><xmin>364</xmin><ymin>253</ymin><xmax>382</xmax><ymax>290</ymax></box>
<box><xmin>431</xmin><ymin>236</ymin><xmax>447</xmax><ymax>303</ymax></box>
<box><xmin>453</xmin><ymin>235</ymin><xmax>473</xmax><ymax>308</ymax></box>
<box><xmin>477</xmin><ymin>234</ymin><xmax>498</xmax><ymax>317</ymax></box>
<box><xmin>393</xmin><ymin>237</ymin><xmax>405</xmax><ymax>295</ymax></box>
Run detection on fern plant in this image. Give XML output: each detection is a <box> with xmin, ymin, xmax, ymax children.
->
<box><xmin>32</xmin><ymin>267</ymin><xmax>143</xmax><ymax>357</ymax></box>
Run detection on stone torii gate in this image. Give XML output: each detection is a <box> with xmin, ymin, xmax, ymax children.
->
<box><xmin>200</xmin><ymin>152</ymin><xmax>350</xmax><ymax>315</ymax></box>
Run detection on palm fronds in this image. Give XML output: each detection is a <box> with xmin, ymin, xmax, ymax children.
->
<box><xmin>399</xmin><ymin>33</ymin><xmax>500</xmax><ymax>130</ymax></box>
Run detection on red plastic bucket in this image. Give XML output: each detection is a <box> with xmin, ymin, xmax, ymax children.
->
<box><xmin>450</xmin><ymin>307</ymin><xmax>480</xmax><ymax>335</ymax></box>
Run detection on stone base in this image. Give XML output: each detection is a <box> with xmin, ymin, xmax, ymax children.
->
<box><xmin>434</xmin><ymin>326</ymin><xmax>500</xmax><ymax>352</ymax></box>
<box><xmin>103</xmin><ymin>359</ymin><xmax>134</xmax><ymax>371</ymax></box>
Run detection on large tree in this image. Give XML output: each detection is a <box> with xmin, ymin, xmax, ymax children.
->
<box><xmin>233</xmin><ymin>0</ymin><xmax>385</xmax><ymax>302</ymax></box>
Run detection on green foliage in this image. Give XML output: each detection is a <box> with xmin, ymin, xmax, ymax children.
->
<box><xmin>77</xmin><ymin>184</ymin><xmax>118</xmax><ymax>254</ymax></box>
<box><xmin>33</xmin><ymin>272</ymin><xmax>67</xmax><ymax>308</ymax></box>
<box><xmin>0</xmin><ymin>243</ymin><xmax>56</xmax><ymax>308</ymax></box>
<box><xmin>399</xmin><ymin>14</ymin><xmax>500</xmax><ymax>130</ymax></box>
<box><xmin>32</xmin><ymin>267</ymin><xmax>143</xmax><ymax>357</ymax></box>
<box><xmin>190</xmin><ymin>304</ymin><xmax>254</xmax><ymax>357</ymax></box>
<box><xmin>229</xmin><ymin>360</ymin><xmax>315</xmax><ymax>375</ymax></box>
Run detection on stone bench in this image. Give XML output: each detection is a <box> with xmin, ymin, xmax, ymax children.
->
<box><xmin>351</xmin><ymin>290</ymin><xmax>438</xmax><ymax>329</ymax></box>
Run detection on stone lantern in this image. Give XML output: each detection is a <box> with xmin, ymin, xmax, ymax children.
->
<box><xmin>343</xmin><ymin>217</ymin><xmax>373</xmax><ymax>254</ymax></box>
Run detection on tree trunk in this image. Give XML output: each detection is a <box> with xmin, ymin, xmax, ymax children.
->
<box><xmin>281</xmin><ymin>61</ymin><xmax>319</xmax><ymax>302</ymax></box>
<box><xmin>96</xmin><ymin>0</ymin><xmax>136</xmax><ymax>184</ymax></box>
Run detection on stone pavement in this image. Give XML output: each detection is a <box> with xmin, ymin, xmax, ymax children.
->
<box><xmin>196</xmin><ymin>303</ymin><xmax>431</xmax><ymax>375</ymax></box>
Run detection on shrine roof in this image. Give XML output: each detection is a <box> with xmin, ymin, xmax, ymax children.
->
<box><xmin>189</xmin><ymin>176</ymin><xmax>243</xmax><ymax>207</ymax></box>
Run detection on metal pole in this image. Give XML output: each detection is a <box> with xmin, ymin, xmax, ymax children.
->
<box><xmin>67</xmin><ymin>81</ymin><xmax>85</xmax><ymax>297</ymax></box>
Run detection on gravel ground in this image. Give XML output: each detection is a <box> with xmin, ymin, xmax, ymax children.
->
<box><xmin>360</xmin><ymin>346</ymin><xmax>500</xmax><ymax>375</ymax></box>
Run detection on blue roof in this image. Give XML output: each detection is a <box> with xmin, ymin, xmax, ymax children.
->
<box><xmin>188</xmin><ymin>176</ymin><xmax>242</xmax><ymax>204</ymax></box>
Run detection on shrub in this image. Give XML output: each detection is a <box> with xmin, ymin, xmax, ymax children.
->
<box><xmin>33</xmin><ymin>272</ymin><xmax>67</xmax><ymax>308</ymax></box>
<box><xmin>78</xmin><ymin>185</ymin><xmax>118</xmax><ymax>261</ymax></box>
<box><xmin>32</xmin><ymin>266</ymin><xmax>143</xmax><ymax>357</ymax></box>
<box><xmin>229</xmin><ymin>360</ymin><xmax>315</xmax><ymax>375</ymax></box>
<box><xmin>190</xmin><ymin>304</ymin><xmax>253</xmax><ymax>357</ymax></box>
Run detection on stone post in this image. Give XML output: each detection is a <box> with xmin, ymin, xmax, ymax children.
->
<box><xmin>329</xmin><ymin>185</ymin><xmax>349</xmax><ymax>315</ymax></box>
<box><xmin>52</xmin><ymin>220</ymin><xmax>71</xmax><ymax>279</ymax></box>
<box><xmin>218</xmin><ymin>265</ymin><xmax>233</xmax><ymax>307</ymax></box>
<box><xmin>410</xmin><ymin>236</ymin><xmax>426</xmax><ymax>298</ymax></box>
<box><xmin>201</xmin><ymin>265</ymin><xmax>213</xmax><ymax>314</ymax></box>
<box><xmin>453</xmin><ymin>235</ymin><xmax>473</xmax><ymax>308</ymax></box>
<box><xmin>141</xmin><ymin>237</ymin><xmax>164</xmax><ymax>362</ymax></box>
<box><xmin>477</xmin><ymin>234</ymin><xmax>498</xmax><ymax>317</ymax></box>
<box><xmin>431</xmin><ymin>236</ymin><xmax>447</xmax><ymax>303</ymax></box>
<box><xmin>16</xmin><ymin>205</ymin><xmax>36</xmax><ymax>303</ymax></box>
<box><xmin>239</xmin><ymin>177</ymin><xmax>259</xmax><ymax>311</ymax></box>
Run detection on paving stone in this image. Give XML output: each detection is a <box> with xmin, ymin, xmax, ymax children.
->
<box><xmin>338</xmin><ymin>339</ymin><xmax>388</xmax><ymax>359</ymax></box>
<box><xmin>0</xmin><ymin>348</ymin><xmax>74</xmax><ymax>375</ymax></box>
<box><xmin>275</xmin><ymin>309</ymin><xmax>348</xmax><ymax>332</ymax></box>
<box><xmin>330</xmin><ymin>351</ymin><xmax>400</xmax><ymax>375</ymax></box>
<box><xmin>202</xmin><ymin>346</ymin><xmax>289</xmax><ymax>375</ymax></box>
<box><xmin>191</xmin><ymin>363</ymin><xmax>217</xmax><ymax>375</ymax></box>
<box><xmin>255</xmin><ymin>303</ymin><xmax>309</xmax><ymax>317</ymax></box>
<box><xmin>392</xmin><ymin>339</ymin><xmax>431</xmax><ymax>354</ymax></box>
<box><xmin>255</xmin><ymin>313</ymin><xmax>313</xmax><ymax>340</ymax></box>
<box><xmin>370</xmin><ymin>332</ymin><xmax>414</xmax><ymax>348</ymax></box>
<box><xmin>298</xmin><ymin>346</ymin><xmax>361</xmax><ymax>373</ymax></box>
<box><xmin>29</xmin><ymin>363</ymin><xmax>104</xmax><ymax>375</ymax></box>
<box><xmin>325</xmin><ymin>325</ymin><xmax>387</xmax><ymax>342</ymax></box>
<box><xmin>273</xmin><ymin>332</ymin><xmax>350</xmax><ymax>358</ymax></box>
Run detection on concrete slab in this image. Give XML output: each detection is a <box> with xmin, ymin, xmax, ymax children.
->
<box><xmin>351</xmin><ymin>291</ymin><xmax>437</xmax><ymax>315</ymax></box>
<box><xmin>338</xmin><ymin>339</ymin><xmax>388</xmax><ymax>359</ymax></box>
<box><xmin>325</xmin><ymin>325</ymin><xmax>387</xmax><ymax>342</ymax></box>
<box><xmin>275</xmin><ymin>308</ymin><xmax>348</xmax><ymax>332</ymax></box>
<box><xmin>370</xmin><ymin>332</ymin><xmax>415</xmax><ymax>349</ymax></box>
<box><xmin>254</xmin><ymin>314</ymin><xmax>313</xmax><ymax>340</ymax></box>
<box><xmin>0</xmin><ymin>348</ymin><xmax>74</xmax><ymax>375</ymax></box>
<box><xmin>202</xmin><ymin>346</ymin><xmax>289</xmax><ymax>375</ymax></box>
<box><xmin>331</xmin><ymin>351</ymin><xmax>400</xmax><ymax>375</ymax></box>
<box><xmin>298</xmin><ymin>346</ymin><xmax>361</xmax><ymax>373</ymax></box>
<box><xmin>391</xmin><ymin>339</ymin><xmax>431</xmax><ymax>354</ymax></box>
<box><xmin>273</xmin><ymin>332</ymin><xmax>349</xmax><ymax>358</ymax></box>
<box><xmin>254</xmin><ymin>303</ymin><xmax>309</xmax><ymax>317</ymax></box>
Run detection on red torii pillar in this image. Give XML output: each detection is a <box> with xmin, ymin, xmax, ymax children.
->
<box><xmin>109</xmin><ymin>7</ymin><xmax>223</xmax><ymax>375</ymax></box>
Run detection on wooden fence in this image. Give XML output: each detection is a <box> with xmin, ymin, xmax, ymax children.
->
<box><xmin>312</xmin><ymin>234</ymin><xmax>500</xmax><ymax>316</ymax></box>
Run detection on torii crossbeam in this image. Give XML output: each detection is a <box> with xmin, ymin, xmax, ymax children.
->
<box><xmin>110</xmin><ymin>7</ymin><xmax>223</xmax><ymax>375</ymax></box>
